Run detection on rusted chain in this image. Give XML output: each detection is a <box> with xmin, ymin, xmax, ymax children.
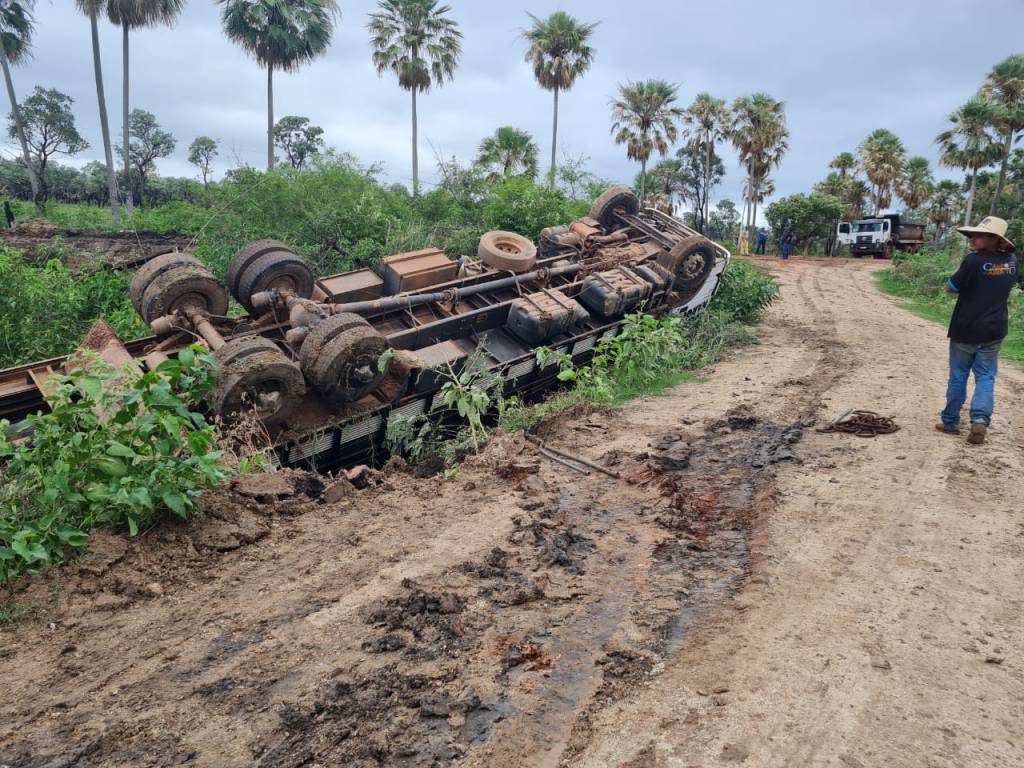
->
<box><xmin>818</xmin><ymin>410</ymin><xmax>900</xmax><ymax>438</ymax></box>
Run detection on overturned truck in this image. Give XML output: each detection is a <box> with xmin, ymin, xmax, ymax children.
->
<box><xmin>0</xmin><ymin>188</ymin><xmax>730</xmax><ymax>472</ymax></box>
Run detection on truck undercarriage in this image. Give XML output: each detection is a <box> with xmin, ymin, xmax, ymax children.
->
<box><xmin>0</xmin><ymin>188</ymin><xmax>730</xmax><ymax>472</ymax></box>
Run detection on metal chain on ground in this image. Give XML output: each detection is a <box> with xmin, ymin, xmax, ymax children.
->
<box><xmin>818</xmin><ymin>410</ymin><xmax>900</xmax><ymax>438</ymax></box>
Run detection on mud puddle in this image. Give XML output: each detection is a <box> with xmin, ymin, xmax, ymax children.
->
<box><xmin>240</xmin><ymin>408</ymin><xmax>805</xmax><ymax>768</ymax></box>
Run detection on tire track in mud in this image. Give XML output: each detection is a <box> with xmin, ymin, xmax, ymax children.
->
<box><xmin>0</xmin><ymin>261</ymin><xmax>868</xmax><ymax>768</ymax></box>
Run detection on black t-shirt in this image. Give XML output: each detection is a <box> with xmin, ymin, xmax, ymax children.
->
<box><xmin>947</xmin><ymin>250</ymin><xmax>1020</xmax><ymax>343</ymax></box>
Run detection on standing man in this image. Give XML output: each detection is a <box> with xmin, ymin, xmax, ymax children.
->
<box><xmin>780</xmin><ymin>227</ymin><xmax>793</xmax><ymax>260</ymax></box>
<box><xmin>756</xmin><ymin>228</ymin><xmax>767</xmax><ymax>255</ymax></box>
<box><xmin>3</xmin><ymin>201</ymin><xmax>13</xmax><ymax>229</ymax></box>
<box><xmin>739</xmin><ymin>227</ymin><xmax>750</xmax><ymax>256</ymax></box>
<box><xmin>937</xmin><ymin>216</ymin><xmax>1020</xmax><ymax>444</ymax></box>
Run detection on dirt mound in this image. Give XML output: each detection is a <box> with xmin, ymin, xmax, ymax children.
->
<box><xmin>1</xmin><ymin>220</ymin><xmax>192</xmax><ymax>270</ymax></box>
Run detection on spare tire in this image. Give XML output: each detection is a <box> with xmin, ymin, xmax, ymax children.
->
<box><xmin>478</xmin><ymin>231</ymin><xmax>537</xmax><ymax>273</ymax></box>
<box><xmin>590</xmin><ymin>186</ymin><xmax>640</xmax><ymax>230</ymax></box>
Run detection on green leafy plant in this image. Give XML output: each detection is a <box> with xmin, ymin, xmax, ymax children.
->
<box><xmin>384</xmin><ymin>413</ymin><xmax>436</xmax><ymax>465</ymax></box>
<box><xmin>709</xmin><ymin>258</ymin><xmax>780</xmax><ymax>324</ymax></box>
<box><xmin>440</xmin><ymin>353</ymin><xmax>504</xmax><ymax>453</ymax></box>
<box><xmin>0</xmin><ymin>347</ymin><xmax>231</xmax><ymax>585</ymax></box>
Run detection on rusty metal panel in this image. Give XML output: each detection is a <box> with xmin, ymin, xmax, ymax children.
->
<box><xmin>381</xmin><ymin>249</ymin><xmax>457</xmax><ymax>294</ymax></box>
<box><xmin>320</xmin><ymin>269</ymin><xmax>384</xmax><ymax>304</ymax></box>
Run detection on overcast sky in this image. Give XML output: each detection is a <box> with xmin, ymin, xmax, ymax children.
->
<box><xmin>10</xmin><ymin>0</ymin><xmax>1024</xmax><ymax>217</ymax></box>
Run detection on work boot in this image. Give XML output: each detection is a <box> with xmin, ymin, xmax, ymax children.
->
<box><xmin>935</xmin><ymin>423</ymin><xmax>959</xmax><ymax>435</ymax></box>
<box><xmin>967</xmin><ymin>422</ymin><xmax>987</xmax><ymax>445</ymax></box>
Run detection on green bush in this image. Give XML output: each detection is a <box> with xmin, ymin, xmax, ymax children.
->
<box><xmin>709</xmin><ymin>259</ymin><xmax>780</xmax><ymax>324</ymax></box>
<box><xmin>0</xmin><ymin>248</ymin><xmax>142</xmax><ymax>369</ymax></box>
<box><xmin>0</xmin><ymin>348</ymin><xmax>230</xmax><ymax>585</ymax></box>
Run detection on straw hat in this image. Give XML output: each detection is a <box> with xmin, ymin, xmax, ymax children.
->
<box><xmin>957</xmin><ymin>216</ymin><xmax>1015</xmax><ymax>252</ymax></box>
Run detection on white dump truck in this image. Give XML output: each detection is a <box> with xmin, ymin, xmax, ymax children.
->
<box><xmin>841</xmin><ymin>214</ymin><xmax>926</xmax><ymax>259</ymax></box>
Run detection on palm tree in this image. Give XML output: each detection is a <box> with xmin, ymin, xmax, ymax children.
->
<box><xmin>476</xmin><ymin>126</ymin><xmax>538</xmax><ymax>184</ymax></box>
<box><xmin>609</xmin><ymin>79</ymin><xmax>683</xmax><ymax>206</ymax></box>
<box><xmin>521</xmin><ymin>11</ymin><xmax>597</xmax><ymax>189</ymax></box>
<box><xmin>218</xmin><ymin>0</ymin><xmax>338</xmax><ymax>171</ymax></box>
<box><xmin>681</xmin><ymin>92</ymin><xmax>729</xmax><ymax>233</ymax></box>
<box><xmin>898</xmin><ymin>156</ymin><xmax>934</xmax><ymax>212</ymax></box>
<box><xmin>936</xmin><ymin>96</ymin><xmax>1002</xmax><ymax>225</ymax></box>
<box><xmin>108</xmin><ymin>0</ymin><xmax>185</xmax><ymax>215</ymax></box>
<box><xmin>829</xmin><ymin>151</ymin><xmax>857</xmax><ymax>178</ymax></box>
<box><xmin>928</xmin><ymin>179</ymin><xmax>962</xmax><ymax>244</ymax></box>
<box><xmin>0</xmin><ymin>0</ymin><xmax>41</xmax><ymax>207</ymax></box>
<box><xmin>76</xmin><ymin>0</ymin><xmax>120</xmax><ymax>225</ymax></box>
<box><xmin>730</xmin><ymin>93</ymin><xmax>788</xmax><ymax>227</ymax></box>
<box><xmin>368</xmin><ymin>0</ymin><xmax>462</xmax><ymax>196</ymax></box>
<box><xmin>651</xmin><ymin>158</ymin><xmax>685</xmax><ymax>214</ymax></box>
<box><xmin>857</xmin><ymin>128</ymin><xmax>906</xmax><ymax>215</ymax></box>
<box><xmin>815</xmin><ymin>172</ymin><xmax>868</xmax><ymax>222</ymax></box>
<box><xmin>981</xmin><ymin>55</ymin><xmax>1024</xmax><ymax>213</ymax></box>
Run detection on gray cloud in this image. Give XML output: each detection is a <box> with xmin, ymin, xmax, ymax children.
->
<box><xmin>8</xmin><ymin>0</ymin><xmax>1024</xmax><ymax>217</ymax></box>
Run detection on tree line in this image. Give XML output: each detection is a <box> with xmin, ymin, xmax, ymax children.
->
<box><xmin>0</xmin><ymin>0</ymin><xmax>789</xmax><ymax>243</ymax></box>
<box><xmin>761</xmin><ymin>55</ymin><xmax>1024</xmax><ymax>253</ymax></box>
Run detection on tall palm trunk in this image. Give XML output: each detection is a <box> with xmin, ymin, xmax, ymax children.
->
<box><xmin>122</xmin><ymin>24</ymin><xmax>133</xmax><ymax>214</ymax></box>
<box><xmin>744</xmin><ymin>161</ymin><xmax>754</xmax><ymax>227</ymax></box>
<box><xmin>991</xmin><ymin>130</ymin><xmax>1014</xmax><ymax>214</ymax></box>
<box><xmin>752</xmin><ymin>179</ymin><xmax>759</xmax><ymax>229</ymax></box>
<box><xmin>267</xmin><ymin>64</ymin><xmax>274</xmax><ymax>170</ymax></box>
<box><xmin>411</xmin><ymin>86</ymin><xmax>419</xmax><ymax>196</ymax></box>
<box><xmin>702</xmin><ymin>132</ymin><xmax>712</xmax><ymax>233</ymax></box>
<box><xmin>639</xmin><ymin>157</ymin><xmax>647</xmax><ymax>206</ymax></box>
<box><xmin>965</xmin><ymin>168</ymin><xmax>978</xmax><ymax>225</ymax></box>
<box><xmin>0</xmin><ymin>42</ymin><xmax>40</xmax><ymax>210</ymax></box>
<box><xmin>549</xmin><ymin>83</ymin><xmax>559</xmax><ymax>190</ymax></box>
<box><xmin>88</xmin><ymin>13</ymin><xmax>120</xmax><ymax>226</ymax></box>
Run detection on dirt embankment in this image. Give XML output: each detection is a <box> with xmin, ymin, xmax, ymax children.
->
<box><xmin>1</xmin><ymin>220</ymin><xmax>192</xmax><ymax>269</ymax></box>
<box><xmin>1</xmin><ymin>258</ymin><xmax>1022</xmax><ymax>768</ymax></box>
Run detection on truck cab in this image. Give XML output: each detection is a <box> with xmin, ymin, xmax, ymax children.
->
<box><xmin>836</xmin><ymin>222</ymin><xmax>853</xmax><ymax>247</ymax></box>
<box><xmin>849</xmin><ymin>214</ymin><xmax>925</xmax><ymax>258</ymax></box>
<box><xmin>851</xmin><ymin>217</ymin><xmax>893</xmax><ymax>257</ymax></box>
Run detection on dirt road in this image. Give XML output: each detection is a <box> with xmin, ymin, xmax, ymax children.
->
<box><xmin>2</xmin><ymin>257</ymin><xmax>1022</xmax><ymax>768</ymax></box>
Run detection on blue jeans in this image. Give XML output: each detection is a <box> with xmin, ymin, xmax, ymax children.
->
<box><xmin>781</xmin><ymin>244</ymin><xmax>791</xmax><ymax>259</ymax></box>
<box><xmin>941</xmin><ymin>339</ymin><xmax>1001</xmax><ymax>428</ymax></box>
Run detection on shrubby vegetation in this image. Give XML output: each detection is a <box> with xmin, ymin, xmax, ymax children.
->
<box><xmin>0</xmin><ymin>248</ymin><xmax>140</xmax><ymax>369</ymax></box>
<box><xmin>0</xmin><ymin>349</ymin><xmax>230</xmax><ymax>586</ymax></box>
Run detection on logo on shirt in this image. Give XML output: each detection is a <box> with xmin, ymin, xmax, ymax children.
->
<box><xmin>982</xmin><ymin>262</ymin><xmax>1016</xmax><ymax>276</ymax></box>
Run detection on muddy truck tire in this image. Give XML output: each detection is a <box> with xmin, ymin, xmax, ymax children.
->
<box><xmin>299</xmin><ymin>313</ymin><xmax>372</xmax><ymax>374</ymax></box>
<box><xmin>478</xmin><ymin>231</ymin><xmax>537</xmax><ymax>273</ymax></box>
<box><xmin>310</xmin><ymin>326</ymin><xmax>392</xmax><ymax>405</ymax></box>
<box><xmin>236</xmin><ymin>250</ymin><xmax>316</xmax><ymax>314</ymax></box>
<box><xmin>130</xmin><ymin>252</ymin><xmax>201</xmax><ymax>315</ymax></box>
<box><xmin>659</xmin><ymin>235</ymin><xmax>716</xmax><ymax>294</ymax></box>
<box><xmin>214</xmin><ymin>338</ymin><xmax>305</xmax><ymax>426</ymax></box>
<box><xmin>590</xmin><ymin>186</ymin><xmax>640</xmax><ymax>230</ymax></box>
<box><xmin>226</xmin><ymin>240</ymin><xmax>291</xmax><ymax>300</ymax></box>
<box><xmin>139</xmin><ymin>263</ymin><xmax>229</xmax><ymax>325</ymax></box>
